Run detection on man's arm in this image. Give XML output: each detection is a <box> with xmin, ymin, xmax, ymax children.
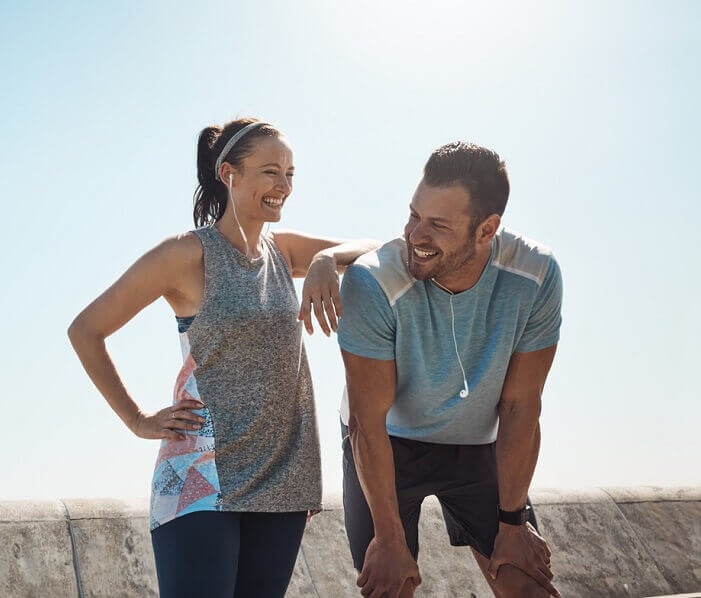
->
<box><xmin>497</xmin><ymin>345</ymin><xmax>555</xmax><ymax>509</ymax></box>
<box><xmin>487</xmin><ymin>345</ymin><xmax>560</xmax><ymax>597</ymax></box>
<box><xmin>342</xmin><ymin>350</ymin><xmax>421</xmax><ymax>598</ymax></box>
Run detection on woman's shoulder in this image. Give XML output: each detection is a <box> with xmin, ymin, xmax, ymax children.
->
<box><xmin>266</xmin><ymin>229</ymin><xmax>293</xmax><ymax>263</ymax></box>
<box><xmin>149</xmin><ymin>231</ymin><xmax>204</xmax><ymax>267</ymax></box>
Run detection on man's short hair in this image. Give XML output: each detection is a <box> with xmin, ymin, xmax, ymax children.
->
<box><xmin>424</xmin><ymin>142</ymin><xmax>510</xmax><ymax>224</ymax></box>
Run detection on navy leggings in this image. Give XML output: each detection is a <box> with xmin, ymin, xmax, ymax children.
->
<box><xmin>151</xmin><ymin>510</ymin><xmax>307</xmax><ymax>598</ymax></box>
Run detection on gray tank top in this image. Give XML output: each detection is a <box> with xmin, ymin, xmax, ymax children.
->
<box><xmin>177</xmin><ymin>226</ymin><xmax>321</xmax><ymax>513</ymax></box>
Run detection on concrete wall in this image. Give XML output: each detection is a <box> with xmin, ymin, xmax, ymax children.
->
<box><xmin>1</xmin><ymin>487</ymin><xmax>699</xmax><ymax>598</ymax></box>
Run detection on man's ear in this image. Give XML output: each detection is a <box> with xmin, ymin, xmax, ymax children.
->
<box><xmin>476</xmin><ymin>214</ymin><xmax>501</xmax><ymax>244</ymax></box>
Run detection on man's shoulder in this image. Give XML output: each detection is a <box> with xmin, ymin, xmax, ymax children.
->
<box><xmin>492</xmin><ymin>228</ymin><xmax>558</xmax><ymax>286</ymax></box>
<box><xmin>350</xmin><ymin>237</ymin><xmax>417</xmax><ymax>306</ymax></box>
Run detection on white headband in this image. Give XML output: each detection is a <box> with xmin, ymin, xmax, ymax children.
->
<box><xmin>214</xmin><ymin>121</ymin><xmax>269</xmax><ymax>181</ymax></box>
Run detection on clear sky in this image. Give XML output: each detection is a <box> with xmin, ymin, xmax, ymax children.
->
<box><xmin>1</xmin><ymin>0</ymin><xmax>699</xmax><ymax>500</ymax></box>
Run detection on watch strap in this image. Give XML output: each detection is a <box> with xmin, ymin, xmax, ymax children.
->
<box><xmin>498</xmin><ymin>504</ymin><xmax>532</xmax><ymax>525</ymax></box>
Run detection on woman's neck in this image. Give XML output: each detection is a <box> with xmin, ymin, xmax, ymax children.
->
<box><xmin>215</xmin><ymin>213</ymin><xmax>265</xmax><ymax>258</ymax></box>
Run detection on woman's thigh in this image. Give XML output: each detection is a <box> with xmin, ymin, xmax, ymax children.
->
<box><xmin>151</xmin><ymin>511</ymin><xmax>241</xmax><ymax>598</ymax></box>
<box><xmin>234</xmin><ymin>511</ymin><xmax>307</xmax><ymax>598</ymax></box>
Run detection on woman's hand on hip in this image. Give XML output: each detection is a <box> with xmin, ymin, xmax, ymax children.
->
<box><xmin>131</xmin><ymin>400</ymin><xmax>205</xmax><ymax>440</ymax></box>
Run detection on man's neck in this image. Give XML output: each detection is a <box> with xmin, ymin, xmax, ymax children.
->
<box><xmin>431</xmin><ymin>245</ymin><xmax>492</xmax><ymax>294</ymax></box>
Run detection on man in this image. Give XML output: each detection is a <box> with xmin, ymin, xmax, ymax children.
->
<box><xmin>337</xmin><ymin>142</ymin><xmax>562</xmax><ymax>598</ymax></box>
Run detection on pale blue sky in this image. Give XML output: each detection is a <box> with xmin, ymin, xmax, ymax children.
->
<box><xmin>1</xmin><ymin>1</ymin><xmax>699</xmax><ymax>500</ymax></box>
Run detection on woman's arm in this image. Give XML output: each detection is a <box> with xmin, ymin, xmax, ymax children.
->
<box><xmin>271</xmin><ymin>230</ymin><xmax>381</xmax><ymax>335</ymax></box>
<box><xmin>271</xmin><ymin>230</ymin><xmax>379</xmax><ymax>276</ymax></box>
<box><xmin>68</xmin><ymin>234</ymin><xmax>204</xmax><ymax>440</ymax></box>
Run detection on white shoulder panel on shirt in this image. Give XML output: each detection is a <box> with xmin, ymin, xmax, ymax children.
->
<box><xmin>353</xmin><ymin>237</ymin><xmax>417</xmax><ymax>306</ymax></box>
<box><xmin>492</xmin><ymin>228</ymin><xmax>554</xmax><ymax>286</ymax></box>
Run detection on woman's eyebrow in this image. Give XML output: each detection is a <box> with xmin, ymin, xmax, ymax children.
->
<box><xmin>257</xmin><ymin>162</ymin><xmax>294</xmax><ymax>169</ymax></box>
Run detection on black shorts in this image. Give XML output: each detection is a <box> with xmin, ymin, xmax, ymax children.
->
<box><xmin>341</xmin><ymin>423</ymin><xmax>537</xmax><ymax>569</ymax></box>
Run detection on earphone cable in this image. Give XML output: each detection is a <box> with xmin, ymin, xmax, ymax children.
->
<box><xmin>432</xmin><ymin>278</ymin><xmax>469</xmax><ymax>399</ymax></box>
<box><xmin>448</xmin><ymin>295</ymin><xmax>469</xmax><ymax>398</ymax></box>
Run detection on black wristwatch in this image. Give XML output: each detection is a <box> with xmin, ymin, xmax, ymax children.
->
<box><xmin>498</xmin><ymin>504</ymin><xmax>532</xmax><ymax>525</ymax></box>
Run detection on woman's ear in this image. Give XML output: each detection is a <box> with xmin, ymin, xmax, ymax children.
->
<box><xmin>219</xmin><ymin>164</ymin><xmax>240</xmax><ymax>187</ymax></box>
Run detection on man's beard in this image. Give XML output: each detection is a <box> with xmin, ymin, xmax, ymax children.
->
<box><xmin>407</xmin><ymin>236</ymin><xmax>477</xmax><ymax>281</ymax></box>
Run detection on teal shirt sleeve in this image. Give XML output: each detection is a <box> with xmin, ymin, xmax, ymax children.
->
<box><xmin>515</xmin><ymin>255</ymin><xmax>563</xmax><ymax>353</ymax></box>
<box><xmin>337</xmin><ymin>264</ymin><xmax>396</xmax><ymax>360</ymax></box>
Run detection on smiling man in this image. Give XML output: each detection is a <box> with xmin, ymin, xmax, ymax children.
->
<box><xmin>337</xmin><ymin>142</ymin><xmax>563</xmax><ymax>598</ymax></box>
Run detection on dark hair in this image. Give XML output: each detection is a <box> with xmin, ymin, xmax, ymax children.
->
<box><xmin>423</xmin><ymin>141</ymin><xmax>510</xmax><ymax>225</ymax></box>
<box><xmin>193</xmin><ymin>118</ymin><xmax>281</xmax><ymax>226</ymax></box>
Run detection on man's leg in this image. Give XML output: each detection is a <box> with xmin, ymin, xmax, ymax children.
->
<box><xmin>436</xmin><ymin>441</ymin><xmax>553</xmax><ymax>597</ymax></box>
<box><xmin>471</xmin><ymin>548</ymin><xmax>551</xmax><ymax>598</ymax></box>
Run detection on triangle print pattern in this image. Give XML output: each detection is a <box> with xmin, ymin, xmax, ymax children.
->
<box><xmin>149</xmin><ymin>335</ymin><xmax>221</xmax><ymax>530</ymax></box>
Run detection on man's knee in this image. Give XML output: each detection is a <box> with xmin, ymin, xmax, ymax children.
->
<box><xmin>491</xmin><ymin>564</ymin><xmax>550</xmax><ymax>598</ymax></box>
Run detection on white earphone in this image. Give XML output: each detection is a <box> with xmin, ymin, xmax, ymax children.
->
<box><xmin>225</xmin><ymin>171</ymin><xmax>251</xmax><ymax>257</ymax></box>
<box><xmin>432</xmin><ymin>278</ymin><xmax>470</xmax><ymax>399</ymax></box>
<box><xmin>450</xmin><ymin>302</ymin><xmax>470</xmax><ymax>398</ymax></box>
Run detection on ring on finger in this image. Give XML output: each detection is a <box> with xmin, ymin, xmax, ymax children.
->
<box><xmin>171</xmin><ymin>410</ymin><xmax>176</xmax><ymax>419</ymax></box>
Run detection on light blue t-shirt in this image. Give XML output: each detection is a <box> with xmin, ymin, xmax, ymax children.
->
<box><xmin>337</xmin><ymin>228</ymin><xmax>562</xmax><ymax>445</ymax></box>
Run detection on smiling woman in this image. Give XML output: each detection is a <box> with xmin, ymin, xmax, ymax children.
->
<box><xmin>194</xmin><ymin>120</ymin><xmax>296</xmax><ymax>258</ymax></box>
<box><xmin>67</xmin><ymin>117</ymin><xmax>379</xmax><ymax>598</ymax></box>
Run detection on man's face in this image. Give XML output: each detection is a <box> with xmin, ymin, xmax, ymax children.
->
<box><xmin>403</xmin><ymin>180</ymin><xmax>478</xmax><ymax>282</ymax></box>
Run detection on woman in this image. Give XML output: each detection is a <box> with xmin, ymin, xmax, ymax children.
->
<box><xmin>68</xmin><ymin>118</ymin><xmax>376</xmax><ymax>597</ymax></box>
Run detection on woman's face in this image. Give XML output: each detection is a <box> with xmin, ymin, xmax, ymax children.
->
<box><xmin>232</xmin><ymin>136</ymin><xmax>294</xmax><ymax>223</ymax></box>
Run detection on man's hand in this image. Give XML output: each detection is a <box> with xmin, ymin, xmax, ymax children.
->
<box><xmin>487</xmin><ymin>522</ymin><xmax>560</xmax><ymax>597</ymax></box>
<box><xmin>357</xmin><ymin>536</ymin><xmax>421</xmax><ymax>598</ymax></box>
